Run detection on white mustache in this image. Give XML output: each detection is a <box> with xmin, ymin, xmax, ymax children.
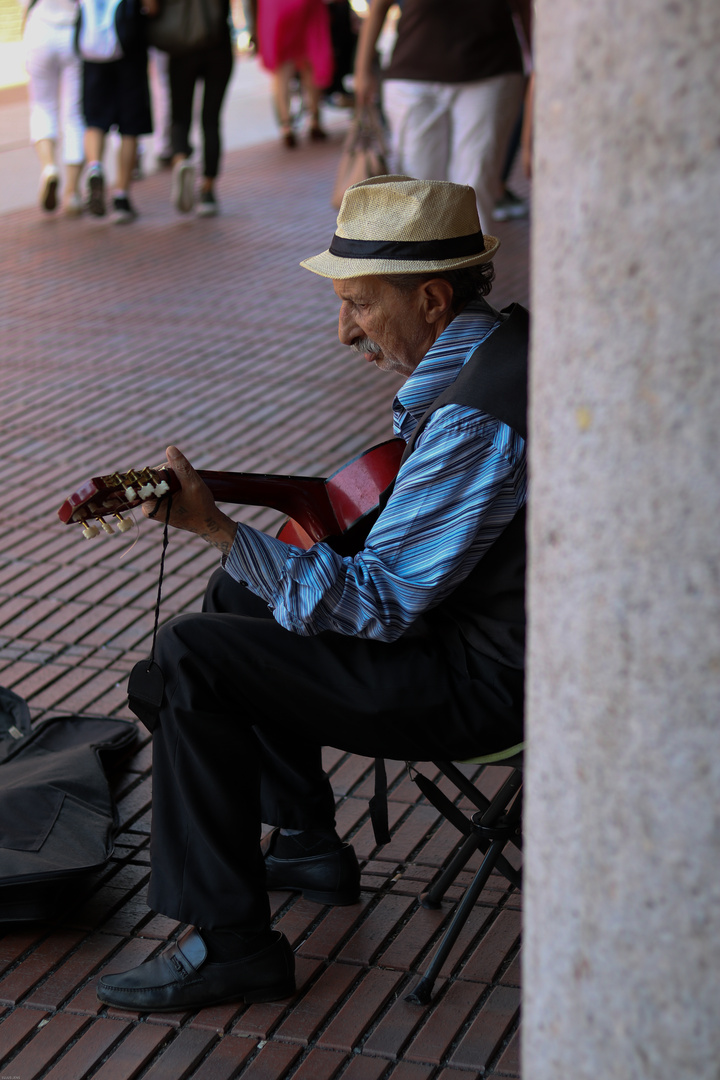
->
<box><xmin>351</xmin><ymin>336</ymin><xmax>382</xmax><ymax>355</ymax></box>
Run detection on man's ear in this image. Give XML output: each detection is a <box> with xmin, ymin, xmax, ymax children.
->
<box><xmin>420</xmin><ymin>278</ymin><xmax>455</xmax><ymax>324</ymax></box>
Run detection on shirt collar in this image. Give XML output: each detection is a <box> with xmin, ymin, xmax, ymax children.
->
<box><xmin>393</xmin><ymin>299</ymin><xmax>501</xmax><ymax>437</ymax></box>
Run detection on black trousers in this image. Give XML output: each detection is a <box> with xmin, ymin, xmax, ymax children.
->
<box><xmin>147</xmin><ymin>569</ymin><xmax>523</xmax><ymax>929</ymax></box>
<box><xmin>169</xmin><ymin>35</ymin><xmax>233</xmax><ymax>179</ymax></box>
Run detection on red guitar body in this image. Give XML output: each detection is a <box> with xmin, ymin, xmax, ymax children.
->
<box><xmin>58</xmin><ymin>438</ymin><xmax>405</xmax><ymax>552</ymax></box>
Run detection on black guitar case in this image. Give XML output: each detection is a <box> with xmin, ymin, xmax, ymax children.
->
<box><xmin>0</xmin><ymin>687</ymin><xmax>138</xmax><ymax>924</ymax></box>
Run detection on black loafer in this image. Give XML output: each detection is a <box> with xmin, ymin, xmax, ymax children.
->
<box><xmin>97</xmin><ymin>927</ymin><xmax>295</xmax><ymax>1012</ymax></box>
<box><xmin>263</xmin><ymin>828</ymin><xmax>361</xmax><ymax>906</ymax></box>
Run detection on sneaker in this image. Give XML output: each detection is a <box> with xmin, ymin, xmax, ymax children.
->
<box><xmin>171</xmin><ymin>159</ymin><xmax>195</xmax><ymax>213</ymax></box>
<box><xmin>196</xmin><ymin>189</ymin><xmax>218</xmax><ymax>217</ymax></box>
<box><xmin>86</xmin><ymin>165</ymin><xmax>106</xmax><ymax>216</ymax></box>
<box><xmin>492</xmin><ymin>188</ymin><xmax>529</xmax><ymax>222</ymax></box>
<box><xmin>111</xmin><ymin>195</ymin><xmax>137</xmax><ymax>224</ymax></box>
<box><xmin>39</xmin><ymin>165</ymin><xmax>59</xmax><ymax>212</ymax></box>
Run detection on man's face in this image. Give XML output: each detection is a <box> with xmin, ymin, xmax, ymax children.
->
<box><xmin>333</xmin><ymin>276</ymin><xmax>437</xmax><ymax>379</ymax></box>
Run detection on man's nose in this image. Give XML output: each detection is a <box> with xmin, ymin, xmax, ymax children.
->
<box><xmin>338</xmin><ymin>303</ymin><xmax>358</xmax><ymax>346</ymax></box>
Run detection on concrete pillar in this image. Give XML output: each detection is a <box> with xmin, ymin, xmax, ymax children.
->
<box><xmin>524</xmin><ymin>1</ymin><xmax>720</xmax><ymax>1077</ymax></box>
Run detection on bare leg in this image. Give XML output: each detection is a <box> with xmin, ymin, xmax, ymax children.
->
<box><xmin>34</xmin><ymin>136</ymin><xmax>56</xmax><ymax>170</ymax></box>
<box><xmin>62</xmin><ymin>161</ymin><xmax>83</xmax><ymax>214</ymax></box>
<box><xmin>63</xmin><ymin>162</ymin><xmax>82</xmax><ymax>200</ymax></box>
<box><xmin>84</xmin><ymin>126</ymin><xmax>105</xmax><ymax>166</ymax></box>
<box><xmin>272</xmin><ymin>62</ymin><xmax>296</xmax><ymax>146</ymax></box>
<box><xmin>297</xmin><ymin>61</ymin><xmax>321</xmax><ymax>129</ymax></box>
<box><xmin>116</xmin><ymin>135</ymin><xmax>138</xmax><ymax>193</ymax></box>
<box><xmin>299</xmin><ymin>61</ymin><xmax>326</xmax><ymax>139</ymax></box>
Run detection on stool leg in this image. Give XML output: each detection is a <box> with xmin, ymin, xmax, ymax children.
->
<box><xmin>421</xmin><ymin>832</ymin><xmax>480</xmax><ymax>908</ymax></box>
<box><xmin>406</xmin><ymin>837</ymin><xmax>506</xmax><ymax>1005</ymax></box>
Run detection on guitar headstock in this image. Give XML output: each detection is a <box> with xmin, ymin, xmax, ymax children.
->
<box><xmin>58</xmin><ymin>467</ymin><xmax>179</xmax><ymax>538</ymax></box>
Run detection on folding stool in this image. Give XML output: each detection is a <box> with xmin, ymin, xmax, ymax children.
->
<box><xmin>404</xmin><ymin>743</ymin><xmax>524</xmax><ymax>1004</ymax></box>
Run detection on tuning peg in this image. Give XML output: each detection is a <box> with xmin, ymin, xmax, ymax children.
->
<box><xmin>137</xmin><ymin>478</ymin><xmax>171</xmax><ymax>500</ymax></box>
<box><xmin>81</xmin><ymin>521</ymin><xmax>99</xmax><ymax>539</ymax></box>
<box><xmin>123</xmin><ymin>485</ymin><xmax>138</xmax><ymax>502</ymax></box>
<box><xmin>115</xmin><ymin>514</ymin><xmax>133</xmax><ymax>533</ymax></box>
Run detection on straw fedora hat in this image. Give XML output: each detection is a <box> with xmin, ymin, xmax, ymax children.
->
<box><xmin>301</xmin><ymin>174</ymin><xmax>499</xmax><ymax>279</ymax></box>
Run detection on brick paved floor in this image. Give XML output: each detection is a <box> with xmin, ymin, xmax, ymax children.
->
<box><xmin>0</xmin><ymin>133</ymin><xmax>529</xmax><ymax>1079</ymax></box>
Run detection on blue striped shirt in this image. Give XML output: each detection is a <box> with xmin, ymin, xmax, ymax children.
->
<box><xmin>224</xmin><ymin>300</ymin><xmax>527</xmax><ymax>641</ymax></box>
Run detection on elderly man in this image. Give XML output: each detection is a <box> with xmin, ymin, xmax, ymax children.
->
<box><xmin>97</xmin><ymin>175</ymin><xmax>528</xmax><ymax>1012</ymax></box>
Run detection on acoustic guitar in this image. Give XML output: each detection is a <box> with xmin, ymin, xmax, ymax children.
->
<box><xmin>57</xmin><ymin>438</ymin><xmax>405</xmax><ymax>554</ymax></box>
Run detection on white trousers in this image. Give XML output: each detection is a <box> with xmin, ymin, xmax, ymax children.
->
<box><xmin>383</xmin><ymin>72</ymin><xmax>524</xmax><ymax>234</ymax></box>
<box><xmin>24</xmin><ymin>11</ymin><xmax>84</xmax><ymax>164</ymax></box>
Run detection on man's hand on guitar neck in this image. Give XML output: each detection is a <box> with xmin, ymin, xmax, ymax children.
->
<box><xmin>144</xmin><ymin>445</ymin><xmax>239</xmax><ymax>558</ymax></box>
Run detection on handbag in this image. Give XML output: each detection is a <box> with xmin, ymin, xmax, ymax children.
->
<box><xmin>331</xmin><ymin>106</ymin><xmax>389</xmax><ymax>210</ymax></box>
<box><xmin>145</xmin><ymin>0</ymin><xmax>226</xmax><ymax>55</ymax></box>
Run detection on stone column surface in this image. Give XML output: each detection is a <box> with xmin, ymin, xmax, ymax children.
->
<box><xmin>524</xmin><ymin>1</ymin><xmax>720</xmax><ymax>1078</ymax></box>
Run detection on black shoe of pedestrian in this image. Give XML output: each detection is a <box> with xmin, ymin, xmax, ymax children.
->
<box><xmin>263</xmin><ymin>828</ymin><xmax>361</xmax><ymax>906</ymax></box>
<box><xmin>96</xmin><ymin>927</ymin><xmax>295</xmax><ymax>1012</ymax></box>
<box><xmin>111</xmin><ymin>195</ymin><xmax>137</xmax><ymax>224</ymax></box>
<box><xmin>197</xmin><ymin>189</ymin><xmax>218</xmax><ymax>217</ymax></box>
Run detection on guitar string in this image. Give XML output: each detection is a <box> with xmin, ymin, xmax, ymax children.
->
<box><xmin>119</xmin><ymin>510</ymin><xmax>141</xmax><ymax>559</ymax></box>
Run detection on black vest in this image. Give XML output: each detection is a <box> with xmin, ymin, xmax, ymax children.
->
<box><xmin>407</xmin><ymin>302</ymin><xmax>529</xmax><ymax>669</ymax></box>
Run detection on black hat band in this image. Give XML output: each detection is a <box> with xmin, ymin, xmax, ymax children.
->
<box><xmin>328</xmin><ymin>232</ymin><xmax>486</xmax><ymax>261</ymax></box>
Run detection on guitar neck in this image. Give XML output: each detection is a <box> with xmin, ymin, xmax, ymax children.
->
<box><xmin>58</xmin><ymin>438</ymin><xmax>405</xmax><ymax>548</ymax></box>
<box><xmin>196</xmin><ymin>469</ymin><xmax>339</xmax><ymax>543</ymax></box>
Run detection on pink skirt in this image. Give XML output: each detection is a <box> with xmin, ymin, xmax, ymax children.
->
<box><xmin>257</xmin><ymin>0</ymin><xmax>334</xmax><ymax>88</ymax></box>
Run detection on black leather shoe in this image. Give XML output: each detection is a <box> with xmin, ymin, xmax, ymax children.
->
<box><xmin>263</xmin><ymin>828</ymin><xmax>361</xmax><ymax>905</ymax></box>
<box><xmin>96</xmin><ymin>927</ymin><xmax>295</xmax><ymax>1012</ymax></box>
